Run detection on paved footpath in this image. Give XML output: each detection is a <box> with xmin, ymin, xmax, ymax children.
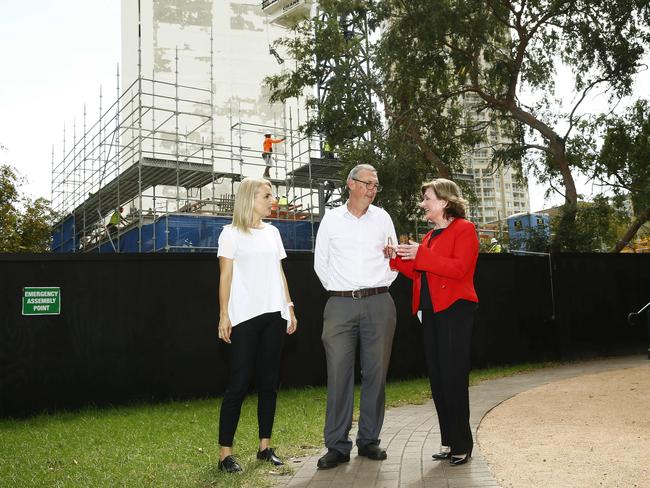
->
<box><xmin>272</xmin><ymin>355</ymin><xmax>646</xmax><ymax>488</ymax></box>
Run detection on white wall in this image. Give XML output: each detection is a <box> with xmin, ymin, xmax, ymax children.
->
<box><xmin>120</xmin><ymin>0</ymin><xmax>300</xmax><ymax>195</ymax></box>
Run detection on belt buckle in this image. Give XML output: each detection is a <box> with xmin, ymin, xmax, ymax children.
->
<box><xmin>351</xmin><ymin>289</ymin><xmax>361</xmax><ymax>300</ymax></box>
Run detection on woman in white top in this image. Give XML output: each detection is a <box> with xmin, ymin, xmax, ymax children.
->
<box><xmin>217</xmin><ymin>177</ymin><xmax>298</xmax><ymax>473</ymax></box>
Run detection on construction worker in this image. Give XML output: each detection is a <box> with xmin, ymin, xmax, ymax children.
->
<box><xmin>489</xmin><ymin>237</ymin><xmax>502</xmax><ymax>253</ymax></box>
<box><xmin>107</xmin><ymin>207</ymin><xmax>127</xmax><ymax>234</ymax></box>
<box><xmin>278</xmin><ymin>195</ymin><xmax>289</xmax><ymax>217</ymax></box>
<box><xmin>262</xmin><ymin>134</ymin><xmax>285</xmax><ymax>178</ymax></box>
<box><xmin>323</xmin><ymin>140</ymin><xmax>335</xmax><ymax>159</ymax></box>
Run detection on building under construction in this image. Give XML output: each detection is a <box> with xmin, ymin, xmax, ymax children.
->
<box><xmin>50</xmin><ymin>0</ymin><xmax>530</xmax><ymax>252</ymax></box>
<box><xmin>51</xmin><ymin>0</ymin><xmax>343</xmax><ymax>253</ymax></box>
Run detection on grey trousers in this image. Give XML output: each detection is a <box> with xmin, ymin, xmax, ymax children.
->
<box><xmin>321</xmin><ymin>293</ymin><xmax>397</xmax><ymax>454</ymax></box>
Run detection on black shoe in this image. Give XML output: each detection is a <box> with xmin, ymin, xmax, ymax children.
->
<box><xmin>257</xmin><ymin>447</ymin><xmax>284</xmax><ymax>466</ymax></box>
<box><xmin>218</xmin><ymin>455</ymin><xmax>242</xmax><ymax>473</ymax></box>
<box><xmin>432</xmin><ymin>451</ymin><xmax>451</xmax><ymax>460</ymax></box>
<box><xmin>449</xmin><ymin>453</ymin><xmax>471</xmax><ymax>466</ymax></box>
<box><xmin>317</xmin><ymin>449</ymin><xmax>350</xmax><ymax>469</ymax></box>
<box><xmin>358</xmin><ymin>444</ymin><xmax>387</xmax><ymax>460</ymax></box>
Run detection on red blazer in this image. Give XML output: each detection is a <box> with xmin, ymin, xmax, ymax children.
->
<box><xmin>390</xmin><ymin>218</ymin><xmax>479</xmax><ymax>314</ymax></box>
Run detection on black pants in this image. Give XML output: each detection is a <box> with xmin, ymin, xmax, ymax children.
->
<box><xmin>421</xmin><ymin>300</ymin><xmax>476</xmax><ymax>455</ymax></box>
<box><xmin>218</xmin><ymin>312</ymin><xmax>286</xmax><ymax>447</ymax></box>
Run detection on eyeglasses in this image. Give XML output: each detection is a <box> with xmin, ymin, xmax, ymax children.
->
<box><xmin>352</xmin><ymin>178</ymin><xmax>383</xmax><ymax>192</ymax></box>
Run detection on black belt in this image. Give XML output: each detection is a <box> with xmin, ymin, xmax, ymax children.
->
<box><xmin>329</xmin><ymin>287</ymin><xmax>389</xmax><ymax>299</ymax></box>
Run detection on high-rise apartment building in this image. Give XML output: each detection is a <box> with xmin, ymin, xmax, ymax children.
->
<box><xmin>462</xmin><ymin>93</ymin><xmax>531</xmax><ymax>225</ymax></box>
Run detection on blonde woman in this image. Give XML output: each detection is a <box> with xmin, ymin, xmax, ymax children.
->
<box><xmin>217</xmin><ymin>177</ymin><xmax>298</xmax><ymax>473</ymax></box>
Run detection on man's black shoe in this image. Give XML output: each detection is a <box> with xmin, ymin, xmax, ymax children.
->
<box><xmin>218</xmin><ymin>455</ymin><xmax>243</xmax><ymax>473</ymax></box>
<box><xmin>317</xmin><ymin>449</ymin><xmax>350</xmax><ymax>469</ymax></box>
<box><xmin>358</xmin><ymin>444</ymin><xmax>387</xmax><ymax>460</ymax></box>
<box><xmin>257</xmin><ymin>447</ymin><xmax>284</xmax><ymax>466</ymax></box>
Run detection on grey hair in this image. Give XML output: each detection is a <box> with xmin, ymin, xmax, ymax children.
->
<box><xmin>347</xmin><ymin>164</ymin><xmax>377</xmax><ymax>181</ymax></box>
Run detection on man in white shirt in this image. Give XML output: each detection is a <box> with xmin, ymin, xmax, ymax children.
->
<box><xmin>314</xmin><ymin>164</ymin><xmax>398</xmax><ymax>469</ymax></box>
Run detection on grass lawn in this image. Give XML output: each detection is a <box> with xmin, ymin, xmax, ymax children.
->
<box><xmin>0</xmin><ymin>362</ymin><xmax>555</xmax><ymax>487</ymax></box>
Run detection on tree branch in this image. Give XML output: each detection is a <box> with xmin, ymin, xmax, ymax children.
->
<box><xmin>563</xmin><ymin>77</ymin><xmax>611</xmax><ymax>140</ymax></box>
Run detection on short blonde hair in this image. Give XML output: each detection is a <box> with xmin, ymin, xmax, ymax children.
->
<box><xmin>232</xmin><ymin>177</ymin><xmax>272</xmax><ymax>232</ymax></box>
<box><xmin>421</xmin><ymin>178</ymin><xmax>468</xmax><ymax>219</ymax></box>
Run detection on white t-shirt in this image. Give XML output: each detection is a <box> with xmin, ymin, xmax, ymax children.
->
<box><xmin>217</xmin><ymin>223</ymin><xmax>290</xmax><ymax>327</ymax></box>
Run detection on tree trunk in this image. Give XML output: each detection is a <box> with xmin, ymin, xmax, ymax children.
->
<box><xmin>613</xmin><ymin>208</ymin><xmax>650</xmax><ymax>252</ymax></box>
<box><xmin>489</xmin><ymin>99</ymin><xmax>579</xmax><ymax>251</ymax></box>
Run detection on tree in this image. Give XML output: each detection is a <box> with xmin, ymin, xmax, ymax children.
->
<box><xmin>510</xmin><ymin>225</ymin><xmax>551</xmax><ymax>253</ymax></box>
<box><xmin>0</xmin><ymin>165</ymin><xmax>21</xmax><ymax>252</ymax></box>
<box><xmin>266</xmin><ymin>0</ymin><xmax>484</xmax><ymax>233</ymax></box>
<box><xmin>593</xmin><ymin>100</ymin><xmax>650</xmax><ymax>252</ymax></box>
<box><xmin>266</xmin><ymin>0</ymin><xmax>650</xmax><ymax>245</ymax></box>
<box><xmin>551</xmin><ymin>195</ymin><xmax>630</xmax><ymax>252</ymax></box>
<box><xmin>0</xmin><ymin>164</ymin><xmax>56</xmax><ymax>252</ymax></box>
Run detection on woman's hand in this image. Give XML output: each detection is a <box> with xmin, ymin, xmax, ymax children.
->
<box><xmin>218</xmin><ymin>315</ymin><xmax>233</xmax><ymax>343</ymax></box>
<box><xmin>287</xmin><ymin>308</ymin><xmax>298</xmax><ymax>335</ymax></box>
<box><xmin>396</xmin><ymin>240</ymin><xmax>420</xmax><ymax>260</ymax></box>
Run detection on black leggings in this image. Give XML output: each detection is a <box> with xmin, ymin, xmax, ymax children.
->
<box><xmin>218</xmin><ymin>312</ymin><xmax>286</xmax><ymax>447</ymax></box>
<box><xmin>421</xmin><ymin>300</ymin><xmax>476</xmax><ymax>455</ymax></box>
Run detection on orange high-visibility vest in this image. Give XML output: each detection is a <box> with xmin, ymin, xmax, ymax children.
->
<box><xmin>263</xmin><ymin>137</ymin><xmax>284</xmax><ymax>152</ymax></box>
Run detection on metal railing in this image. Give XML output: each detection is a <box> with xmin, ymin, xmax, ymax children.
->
<box><xmin>628</xmin><ymin>301</ymin><xmax>650</xmax><ymax>359</ymax></box>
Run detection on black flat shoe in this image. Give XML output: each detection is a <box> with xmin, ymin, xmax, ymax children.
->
<box><xmin>257</xmin><ymin>447</ymin><xmax>284</xmax><ymax>466</ymax></box>
<box><xmin>432</xmin><ymin>451</ymin><xmax>451</xmax><ymax>460</ymax></box>
<box><xmin>449</xmin><ymin>453</ymin><xmax>471</xmax><ymax>466</ymax></box>
<box><xmin>317</xmin><ymin>449</ymin><xmax>350</xmax><ymax>469</ymax></box>
<box><xmin>358</xmin><ymin>443</ymin><xmax>387</xmax><ymax>460</ymax></box>
<box><xmin>218</xmin><ymin>455</ymin><xmax>243</xmax><ymax>473</ymax></box>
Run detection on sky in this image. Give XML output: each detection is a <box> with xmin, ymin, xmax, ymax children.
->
<box><xmin>1</xmin><ymin>1</ymin><xmax>648</xmax><ymax>213</ymax></box>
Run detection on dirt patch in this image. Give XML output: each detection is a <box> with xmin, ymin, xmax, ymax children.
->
<box><xmin>478</xmin><ymin>364</ymin><xmax>650</xmax><ymax>488</ymax></box>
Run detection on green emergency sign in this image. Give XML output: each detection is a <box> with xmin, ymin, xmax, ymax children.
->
<box><xmin>22</xmin><ymin>287</ymin><xmax>61</xmax><ymax>316</ymax></box>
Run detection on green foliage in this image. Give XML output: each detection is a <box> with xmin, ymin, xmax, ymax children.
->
<box><xmin>597</xmin><ymin>100</ymin><xmax>650</xmax><ymax>218</ymax></box>
<box><xmin>0</xmin><ymin>164</ymin><xmax>56</xmax><ymax>252</ymax></box>
<box><xmin>551</xmin><ymin>196</ymin><xmax>630</xmax><ymax>252</ymax></box>
<box><xmin>567</xmin><ymin>99</ymin><xmax>650</xmax><ymax>250</ymax></box>
<box><xmin>510</xmin><ymin>224</ymin><xmax>551</xmax><ymax>253</ymax></box>
<box><xmin>0</xmin><ymin>165</ymin><xmax>21</xmax><ymax>251</ymax></box>
<box><xmin>266</xmin><ymin>0</ymin><xmax>650</xmax><ymax>247</ymax></box>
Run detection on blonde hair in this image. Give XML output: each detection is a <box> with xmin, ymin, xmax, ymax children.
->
<box><xmin>421</xmin><ymin>178</ymin><xmax>468</xmax><ymax>219</ymax></box>
<box><xmin>232</xmin><ymin>177</ymin><xmax>272</xmax><ymax>232</ymax></box>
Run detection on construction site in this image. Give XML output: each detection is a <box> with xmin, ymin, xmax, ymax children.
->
<box><xmin>51</xmin><ymin>0</ymin><xmax>343</xmax><ymax>253</ymax></box>
<box><xmin>50</xmin><ymin>0</ymin><xmax>532</xmax><ymax>253</ymax></box>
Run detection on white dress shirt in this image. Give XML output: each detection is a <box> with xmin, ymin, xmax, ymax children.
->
<box><xmin>314</xmin><ymin>203</ymin><xmax>398</xmax><ymax>291</ymax></box>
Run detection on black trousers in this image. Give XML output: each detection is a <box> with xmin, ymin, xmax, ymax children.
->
<box><xmin>421</xmin><ymin>300</ymin><xmax>476</xmax><ymax>455</ymax></box>
<box><xmin>218</xmin><ymin>311</ymin><xmax>286</xmax><ymax>447</ymax></box>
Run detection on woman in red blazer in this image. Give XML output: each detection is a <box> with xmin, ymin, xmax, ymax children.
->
<box><xmin>389</xmin><ymin>178</ymin><xmax>478</xmax><ymax>466</ymax></box>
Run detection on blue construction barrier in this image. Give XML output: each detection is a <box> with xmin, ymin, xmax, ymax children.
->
<box><xmin>52</xmin><ymin>214</ymin><xmax>316</xmax><ymax>253</ymax></box>
<box><xmin>51</xmin><ymin>215</ymin><xmax>76</xmax><ymax>253</ymax></box>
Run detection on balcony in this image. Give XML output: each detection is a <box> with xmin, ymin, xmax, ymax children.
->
<box><xmin>262</xmin><ymin>0</ymin><xmax>314</xmax><ymax>28</ymax></box>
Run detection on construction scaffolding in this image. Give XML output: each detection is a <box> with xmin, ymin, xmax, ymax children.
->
<box><xmin>50</xmin><ymin>70</ymin><xmax>345</xmax><ymax>253</ymax></box>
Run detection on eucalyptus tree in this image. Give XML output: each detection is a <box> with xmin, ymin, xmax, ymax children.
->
<box><xmin>266</xmin><ymin>0</ymin><xmax>650</xmax><ymax>246</ymax></box>
<box><xmin>593</xmin><ymin>100</ymin><xmax>650</xmax><ymax>251</ymax></box>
